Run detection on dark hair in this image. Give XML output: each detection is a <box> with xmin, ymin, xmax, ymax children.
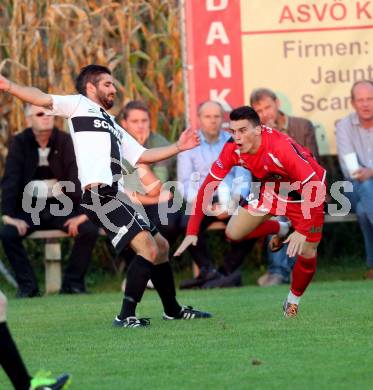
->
<box><xmin>75</xmin><ymin>64</ymin><xmax>111</xmax><ymax>96</ymax></box>
<box><xmin>118</xmin><ymin>100</ymin><xmax>150</xmax><ymax>121</ymax></box>
<box><xmin>350</xmin><ymin>80</ymin><xmax>373</xmax><ymax>100</ymax></box>
<box><xmin>249</xmin><ymin>88</ymin><xmax>277</xmax><ymax>105</ymax></box>
<box><xmin>229</xmin><ymin>106</ymin><xmax>260</xmax><ymax>127</ymax></box>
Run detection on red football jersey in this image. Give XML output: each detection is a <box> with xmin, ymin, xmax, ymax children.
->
<box><xmin>186</xmin><ymin>126</ymin><xmax>326</xmax><ymax>236</ymax></box>
<box><xmin>210</xmin><ymin>126</ymin><xmax>326</xmax><ymax>202</ymax></box>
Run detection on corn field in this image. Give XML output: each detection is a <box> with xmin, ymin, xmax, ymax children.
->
<box><xmin>0</xmin><ymin>0</ymin><xmax>185</xmax><ymax>172</ymax></box>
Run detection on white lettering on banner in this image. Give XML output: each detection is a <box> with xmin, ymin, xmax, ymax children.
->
<box><xmin>206</xmin><ymin>0</ymin><xmax>228</xmax><ymax>11</ymax></box>
<box><xmin>208</xmin><ymin>55</ymin><xmax>231</xmax><ymax>78</ymax></box>
<box><xmin>210</xmin><ymin>89</ymin><xmax>232</xmax><ymax>110</ymax></box>
<box><xmin>206</xmin><ymin>22</ymin><xmax>229</xmax><ymax>44</ymax></box>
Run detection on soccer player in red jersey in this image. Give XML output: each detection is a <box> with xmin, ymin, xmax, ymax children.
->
<box><xmin>175</xmin><ymin>106</ymin><xmax>326</xmax><ymax>318</ymax></box>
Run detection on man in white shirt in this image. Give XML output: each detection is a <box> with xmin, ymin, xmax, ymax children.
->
<box><xmin>0</xmin><ymin>65</ymin><xmax>211</xmax><ymax>327</ymax></box>
<box><xmin>336</xmin><ymin>80</ymin><xmax>373</xmax><ymax>280</ymax></box>
<box><xmin>177</xmin><ymin>101</ymin><xmax>253</xmax><ymax>288</ymax></box>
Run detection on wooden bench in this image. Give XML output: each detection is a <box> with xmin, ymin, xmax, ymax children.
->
<box><xmin>29</xmin><ymin>213</ymin><xmax>357</xmax><ymax>294</ymax></box>
<box><xmin>28</xmin><ymin>229</ymin><xmax>105</xmax><ymax>294</ymax></box>
<box><xmin>28</xmin><ymin>230</ymin><xmax>67</xmax><ymax>294</ymax></box>
<box><xmin>27</xmin><ymin>222</ymin><xmax>228</xmax><ymax>294</ymax></box>
<box><xmin>207</xmin><ymin>214</ymin><xmax>357</xmax><ymax>225</ymax></box>
<box><xmin>324</xmin><ymin>213</ymin><xmax>357</xmax><ymax>223</ymax></box>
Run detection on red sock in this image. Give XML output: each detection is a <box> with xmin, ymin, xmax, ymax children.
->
<box><xmin>290</xmin><ymin>255</ymin><xmax>317</xmax><ymax>297</ymax></box>
<box><xmin>242</xmin><ymin>220</ymin><xmax>280</xmax><ymax>240</ymax></box>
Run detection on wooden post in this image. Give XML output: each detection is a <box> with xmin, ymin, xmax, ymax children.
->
<box><xmin>44</xmin><ymin>239</ymin><xmax>62</xmax><ymax>294</ymax></box>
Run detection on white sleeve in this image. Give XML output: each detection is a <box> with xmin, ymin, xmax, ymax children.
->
<box><xmin>46</xmin><ymin>95</ymin><xmax>82</xmax><ymax>118</ymax></box>
<box><xmin>336</xmin><ymin>118</ymin><xmax>354</xmax><ymax>179</ymax></box>
<box><xmin>120</xmin><ymin>128</ymin><xmax>146</xmax><ymax>166</ymax></box>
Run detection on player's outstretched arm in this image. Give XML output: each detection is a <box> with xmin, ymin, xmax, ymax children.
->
<box><xmin>0</xmin><ymin>74</ymin><xmax>52</xmax><ymax>108</ymax></box>
<box><xmin>138</xmin><ymin>127</ymin><xmax>200</xmax><ymax>163</ymax></box>
<box><xmin>174</xmin><ymin>235</ymin><xmax>198</xmax><ymax>256</ymax></box>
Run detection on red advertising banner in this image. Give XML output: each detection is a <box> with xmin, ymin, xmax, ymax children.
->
<box><xmin>182</xmin><ymin>0</ymin><xmax>373</xmax><ymax>155</ymax></box>
<box><xmin>183</xmin><ymin>0</ymin><xmax>244</xmax><ymax>130</ymax></box>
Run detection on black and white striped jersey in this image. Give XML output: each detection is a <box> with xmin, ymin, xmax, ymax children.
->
<box><xmin>46</xmin><ymin>94</ymin><xmax>145</xmax><ymax>189</ymax></box>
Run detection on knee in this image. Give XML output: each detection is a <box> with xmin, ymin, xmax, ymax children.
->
<box><xmin>0</xmin><ymin>292</ymin><xmax>7</xmax><ymax>321</ymax></box>
<box><xmin>157</xmin><ymin>236</ymin><xmax>170</xmax><ymax>262</ymax></box>
<box><xmin>225</xmin><ymin>226</ymin><xmax>242</xmax><ymax>242</ymax></box>
<box><xmin>301</xmin><ymin>246</ymin><xmax>318</xmax><ymax>258</ymax></box>
<box><xmin>142</xmin><ymin>240</ymin><xmax>159</xmax><ymax>263</ymax></box>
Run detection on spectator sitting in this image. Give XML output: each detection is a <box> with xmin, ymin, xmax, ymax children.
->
<box><xmin>117</xmin><ymin>100</ymin><xmax>183</xmax><ymax>290</ymax></box>
<box><xmin>336</xmin><ymin>80</ymin><xmax>373</xmax><ymax>280</ymax></box>
<box><xmin>177</xmin><ymin>100</ymin><xmax>253</xmax><ymax>288</ymax></box>
<box><xmin>118</xmin><ymin>100</ymin><xmax>181</xmax><ymax>243</ymax></box>
<box><xmin>0</xmin><ymin>104</ymin><xmax>99</xmax><ymax>297</ymax></box>
<box><xmin>250</xmin><ymin>88</ymin><xmax>320</xmax><ymax>286</ymax></box>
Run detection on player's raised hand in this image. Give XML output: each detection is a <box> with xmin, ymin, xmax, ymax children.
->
<box><xmin>0</xmin><ymin>74</ymin><xmax>11</xmax><ymax>92</ymax></box>
<box><xmin>284</xmin><ymin>230</ymin><xmax>306</xmax><ymax>257</ymax></box>
<box><xmin>176</xmin><ymin>127</ymin><xmax>200</xmax><ymax>151</ymax></box>
<box><xmin>174</xmin><ymin>235</ymin><xmax>198</xmax><ymax>256</ymax></box>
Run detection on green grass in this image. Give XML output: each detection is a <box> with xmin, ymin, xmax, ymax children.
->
<box><xmin>1</xmin><ymin>280</ymin><xmax>372</xmax><ymax>389</ymax></box>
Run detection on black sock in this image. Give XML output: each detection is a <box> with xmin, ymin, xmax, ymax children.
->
<box><xmin>118</xmin><ymin>255</ymin><xmax>154</xmax><ymax>319</ymax></box>
<box><xmin>151</xmin><ymin>261</ymin><xmax>182</xmax><ymax>317</ymax></box>
<box><xmin>0</xmin><ymin>322</ymin><xmax>31</xmax><ymax>390</ymax></box>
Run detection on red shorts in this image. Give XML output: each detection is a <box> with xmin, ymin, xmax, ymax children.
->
<box><xmin>281</xmin><ymin>201</ymin><xmax>324</xmax><ymax>242</ymax></box>
<box><xmin>242</xmin><ymin>194</ymin><xmax>324</xmax><ymax>243</ymax></box>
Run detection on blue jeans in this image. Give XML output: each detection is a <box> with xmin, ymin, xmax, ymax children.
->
<box><xmin>266</xmin><ymin>215</ymin><xmax>296</xmax><ymax>281</ymax></box>
<box><xmin>266</xmin><ymin>242</ymin><xmax>295</xmax><ymax>282</ymax></box>
<box><xmin>346</xmin><ymin>178</ymin><xmax>373</xmax><ymax>268</ymax></box>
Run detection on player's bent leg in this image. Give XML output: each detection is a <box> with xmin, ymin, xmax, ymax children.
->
<box><xmin>0</xmin><ymin>291</ymin><xmax>7</xmax><ymax>322</ymax></box>
<box><xmin>150</xmin><ymin>234</ymin><xmax>212</xmax><ymax>320</ymax></box>
<box><xmin>225</xmin><ymin>206</ymin><xmax>271</xmax><ymax>241</ymax></box>
<box><xmin>130</xmin><ymin>230</ymin><xmax>159</xmax><ymax>263</ymax></box>
<box><xmin>300</xmin><ymin>241</ymin><xmax>319</xmax><ymax>258</ymax></box>
<box><xmin>284</xmin><ymin>240</ymin><xmax>320</xmax><ymax>318</ymax></box>
<box><xmin>153</xmin><ymin>233</ymin><xmax>170</xmax><ymax>265</ymax></box>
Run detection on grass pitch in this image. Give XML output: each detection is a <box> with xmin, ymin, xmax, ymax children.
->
<box><xmin>0</xmin><ymin>280</ymin><xmax>372</xmax><ymax>389</ymax></box>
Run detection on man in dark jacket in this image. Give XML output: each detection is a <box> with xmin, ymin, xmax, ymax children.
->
<box><xmin>0</xmin><ymin>104</ymin><xmax>98</xmax><ymax>297</ymax></box>
<box><xmin>250</xmin><ymin>88</ymin><xmax>319</xmax><ymax>158</ymax></box>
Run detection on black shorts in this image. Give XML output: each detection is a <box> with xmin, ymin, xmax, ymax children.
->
<box><xmin>81</xmin><ymin>185</ymin><xmax>158</xmax><ymax>254</ymax></box>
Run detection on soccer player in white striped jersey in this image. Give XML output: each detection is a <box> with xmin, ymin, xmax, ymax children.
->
<box><xmin>0</xmin><ymin>66</ymin><xmax>211</xmax><ymax>327</ymax></box>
